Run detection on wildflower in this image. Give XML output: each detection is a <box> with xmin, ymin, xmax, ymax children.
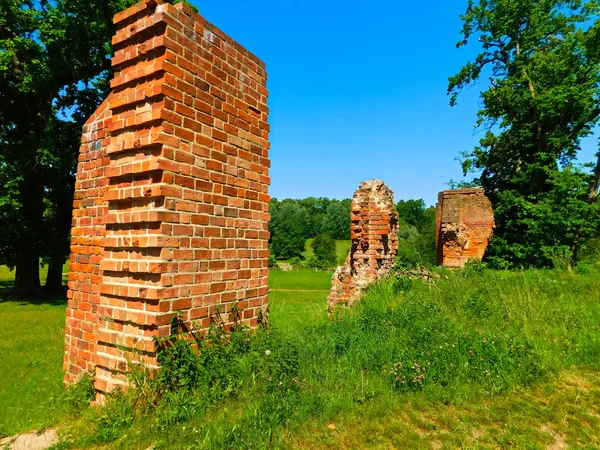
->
<box><xmin>265</xmin><ymin>349</ymin><xmax>271</xmax><ymax>356</ymax></box>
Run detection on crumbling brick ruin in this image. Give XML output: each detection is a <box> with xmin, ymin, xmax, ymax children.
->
<box><xmin>327</xmin><ymin>180</ymin><xmax>399</xmax><ymax>311</ymax></box>
<box><xmin>64</xmin><ymin>0</ymin><xmax>270</xmax><ymax>394</ymax></box>
<box><xmin>436</xmin><ymin>189</ymin><xmax>494</xmax><ymax>268</ymax></box>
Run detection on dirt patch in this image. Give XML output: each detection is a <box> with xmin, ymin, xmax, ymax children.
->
<box><xmin>540</xmin><ymin>425</ymin><xmax>568</xmax><ymax>450</ymax></box>
<box><xmin>0</xmin><ymin>428</ymin><xmax>58</xmax><ymax>450</ymax></box>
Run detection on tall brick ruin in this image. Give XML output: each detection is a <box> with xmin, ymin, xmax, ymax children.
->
<box><xmin>64</xmin><ymin>0</ymin><xmax>270</xmax><ymax>394</ymax></box>
<box><xmin>327</xmin><ymin>180</ymin><xmax>399</xmax><ymax>311</ymax></box>
<box><xmin>436</xmin><ymin>189</ymin><xmax>494</xmax><ymax>268</ymax></box>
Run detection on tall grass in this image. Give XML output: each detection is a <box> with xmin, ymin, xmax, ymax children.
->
<box><xmin>55</xmin><ymin>266</ymin><xmax>600</xmax><ymax>449</ymax></box>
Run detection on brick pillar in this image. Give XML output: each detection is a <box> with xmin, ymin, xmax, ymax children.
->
<box><xmin>435</xmin><ymin>188</ymin><xmax>495</xmax><ymax>268</ymax></box>
<box><xmin>64</xmin><ymin>0</ymin><xmax>270</xmax><ymax>394</ymax></box>
<box><xmin>327</xmin><ymin>180</ymin><xmax>399</xmax><ymax>310</ymax></box>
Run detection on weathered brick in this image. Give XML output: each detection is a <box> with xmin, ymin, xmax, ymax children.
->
<box><xmin>327</xmin><ymin>180</ymin><xmax>399</xmax><ymax>311</ymax></box>
<box><xmin>435</xmin><ymin>189</ymin><xmax>495</xmax><ymax>268</ymax></box>
<box><xmin>65</xmin><ymin>0</ymin><xmax>270</xmax><ymax>397</ymax></box>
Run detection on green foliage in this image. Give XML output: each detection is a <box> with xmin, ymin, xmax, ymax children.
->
<box><xmin>309</xmin><ymin>233</ymin><xmax>337</xmax><ymax>269</ymax></box>
<box><xmin>579</xmin><ymin>236</ymin><xmax>600</xmax><ymax>265</ymax></box>
<box><xmin>269</xmin><ymin>197</ymin><xmax>351</xmax><ymax>260</ymax></box>
<box><xmin>449</xmin><ymin>0</ymin><xmax>600</xmax><ymax>268</ymax></box>
<box><xmin>396</xmin><ymin>199</ymin><xmax>430</xmax><ymax>229</ymax></box>
<box><xmin>270</xmin><ymin>204</ymin><xmax>307</xmax><ymax>260</ymax></box>
<box><xmin>95</xmin><ymin>391</ymin><xmax>134</xmax><ymax>443</ymax></box>
<box><xmin>0</xmin><ymin>0</ymin><xmax>188</xmax><ymax>295</ymax></box>
<box><xmin>391</xmin><ymin>276</ymin><xmax>413</xmax><ymax>294</ymax></box>
<box><xmin>60</xmin><ymin>373</ymin><xmax>96</xmax><ymax>410</ymax></box>
<box><xmin>395</xmin><ymin>199</ymin><xmax>437</xmax><ymax>268</ymax></box>
<box><xmin>319</xmin><ymin>200</ymin><xmax>351</xmax><ymax>240</ymax></box>
<box><xmin>267</xmin><ymin>254</ymin><xmax>279</xmax><ymax>270</ymax></box>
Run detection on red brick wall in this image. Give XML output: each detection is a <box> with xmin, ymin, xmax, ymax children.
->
<box><xmin>435</xmin><ymin>189</ymin><xmax>494</xmax><ymax>268</ymax></box>
<box><xmin>327</xmin><ymin>180</ymin><xmax>399</xmax><ymax>310</ymax></box>
<box><xmin>64</xmin><ymin>0</ymin><xmax>270</xmax><ymax>394</ymax></box>
<box><xmin>64</xmin><ymin>97</ymin><xmax>112</xmax><ymax>383</ymax></box>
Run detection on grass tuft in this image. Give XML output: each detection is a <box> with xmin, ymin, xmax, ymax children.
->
<box><xmin>2</xmin><ymin>267</ymin><xmax>600</xmax><ymax>448</ymax></box>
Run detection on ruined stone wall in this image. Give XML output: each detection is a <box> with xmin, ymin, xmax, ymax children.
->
<box><xmin>65</xmin><ymin>0</ymin><xmax>270</xmax><ymax>394</ymax></box>
<box><xmin>436</xmin><ymin>189</ymin><xmax>494</xmax><ymax>268</ymax></box>
<box><xmin>327</xmin><ymin>180</ymin><xmax>399</xmax><ymax>310</ymax></box>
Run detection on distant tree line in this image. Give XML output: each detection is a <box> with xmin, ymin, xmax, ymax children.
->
<box><xmin>269</xmin><ymin>195</ymin><xmax>440</xmax><ymax>270</ymax></box>
<box><xmin>269</xmin><ymin>197</ymin><xmax>351</xmax><ymax>261</ymax></box>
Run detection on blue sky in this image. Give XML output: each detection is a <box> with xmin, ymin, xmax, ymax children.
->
<box><xmin>190</xmin><ymin>0</ymin><xmax>599</xmax><ymax>206</ymax></box>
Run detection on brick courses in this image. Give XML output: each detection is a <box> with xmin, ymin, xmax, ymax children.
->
<box><xmin>327</xmin><ymin>180</ymin><xmax>399</xmax><ymax>310</ymax></box>
<box><xmin>64</xmin><ymin>0</ymin><xmax>270</xmax><ymax>394</ymax></box>
<box><xmin>435</xmin><ymin>188</ymin><xmax>494</xmax><ymax>268</ymax></box>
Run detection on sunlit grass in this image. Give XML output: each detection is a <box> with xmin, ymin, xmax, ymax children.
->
<box><xmin>268</xmin><ymin>269</ymin><xmax>332</xmax><ymax>291</ymax></box>
<box><xmin>302</xmin><ymin>239</ymin><xmax>351</xmax><ymax>266</ymax></box>
<box><xmin>1</xmin><ymin>265</ymin><xmax>600</xmax><ymax>449</ymax></box>
<box><xmin>0</xmin><ymin>300</ymin><xmax>67</xmax><ymax>436</ymax></box>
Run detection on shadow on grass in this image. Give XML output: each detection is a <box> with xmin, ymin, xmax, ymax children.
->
<box><xmin>0</xmin><ymin>281</ymin><xmax>68</xmax><ymax>306</ymax></box>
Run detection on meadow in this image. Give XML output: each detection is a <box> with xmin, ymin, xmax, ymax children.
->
<box><xmin>0</xmin><ymin>264</ymin><xmax>600</xmax><ymax>448</ymax></box>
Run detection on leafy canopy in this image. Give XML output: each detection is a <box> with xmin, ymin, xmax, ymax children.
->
<box><xmin>449</xmin><ymin>0</ymin><xmax>600</xmax><ymax>267</ymax></box>
<box><xmin>0</xmin><ymin>0</ymin><xmax>190</xmax><ymax>294</ymax></box>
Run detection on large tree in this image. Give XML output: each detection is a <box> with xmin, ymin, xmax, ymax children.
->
<box><xmin>449</xmin><ymin>0</ymin><xmax>600</xmax><ymax>267</ymax></box>
<box><xmin>0</xmin><ymin>0</ymin><xmax>191</xmax><ymax>295</ymax></box>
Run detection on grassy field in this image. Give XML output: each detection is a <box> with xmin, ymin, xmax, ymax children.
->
<box><xmin>1</xmin><ymin>265</ymin><xmax>600</xmax><ymax>448</ymax></box>
<box><xmin>0</xmin><ymin>263</ymin><xmax>71</xmax><ymax>437</ymax></box>
<box><xmin>281</xmin><ymin>239</ymin><xmax>351</xmax><ymax>267</ymax></box>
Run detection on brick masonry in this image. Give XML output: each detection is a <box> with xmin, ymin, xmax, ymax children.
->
<box><xmin>435</xmin><ymin>189</ymin><xmax>494</xmax><ymax>268</ymax></box>
<box><xmin>327</xmin><ymin>180</ymin><xmax>399</xmax><ymax>310</ymax></box>
<box><xmin>64</xmin><ymin>0</ymin><xmax>270</xmax><ymax>394</ymax></box>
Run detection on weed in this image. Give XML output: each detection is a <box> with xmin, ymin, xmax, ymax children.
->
<box><xmin>392</xmin><ymin>276</ymin><xmax>413</xmax><ymax>294</ymax></box>
<box><xmin>95</xmin><ymin>390</ymin><xmax>134</xmax><ymax>443</ymax></box>
<box><xmin>4</xmin><ymin>268</ymin><xmax>600</xmax><ymax>449</ymax></box>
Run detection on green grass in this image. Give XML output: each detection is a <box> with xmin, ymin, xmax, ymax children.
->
<box><xmin>0</xmin><ymin>300</ymin><xmax>67</xmax><ymax>436</ymax></box>
<box><xmin>269</xmin><ymin>270</ymin><xmax>330</xmax><ymax>334</ymax></box>
<box><xmin>269</xmin><ymin>291</ymin><xmax>327</xmax><ymax>334</ymax></box>
<box><xmin>0</xmin><ymin>261</ymin><xmax>70</xmax><ymax>288</ymax></box>
<box><xmin>0</xmin><ymin>261</ymin><xmax>71</xmax><ymax>437</ymax></box>
<box><xmin>302</xmin><ymin>239</ymin><xmax>351</xmax><ymax>266</ymax></box>
<box><xmin>269</xmin><ymin>270</ymin><xmax>332</xmax><ymax>291</ymax></box>
<box><xmin>2</xmin><ymin>265</ymin><xmax>600</xmax><ymax>449</ymax></box>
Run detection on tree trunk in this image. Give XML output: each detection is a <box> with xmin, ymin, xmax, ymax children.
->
<box><xmin>45</xmin><ymin>255</ymin><xmax>65</xmax><ymax>292</ymax></box>
<box><xmin>12</xmin><ymin>167</ymin><xmax>44</xmax><ymax>297</ymax></box>
<box><xmin>13</xmin><ymin>255</ymin><xmax>41</xmax><ymax>297</ymax></box>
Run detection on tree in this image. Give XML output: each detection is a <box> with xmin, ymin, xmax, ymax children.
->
<box><xmin>310</xmin><ymin>233</ymin><xmax>337</xmax><ymax>268</ymax></box>
<box><xmin>269</xmin><ymin>202</ymin><xmax>308</xmax><ymax>259</ymax></box>
<box><xmin>396</xmin><ymin>199</ymin><xmax>429</xmax><ymax>229</ymax></box>
<box><xmin>449</xmin><ymin>0</ymin><xmax>600</xmax><ymax>267</ymax></box>
<box><xmin>395</xmin><ymin>200</ymin><xmax>437</xmax><ymax>268</ymax></box>
<box><xmin>320</xmin><ymin>200</ymin><xmax>351</xmax><ymax>240</ymax></box>
<box><xmin>297</xmin><ymin>197</ymin><xmax>330</xmax><ymax>237</ymax></box>
<box><xmin>0</xmin><ymin>0</ymin><xmax>189</xmax><ymax>295</ymax></box>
